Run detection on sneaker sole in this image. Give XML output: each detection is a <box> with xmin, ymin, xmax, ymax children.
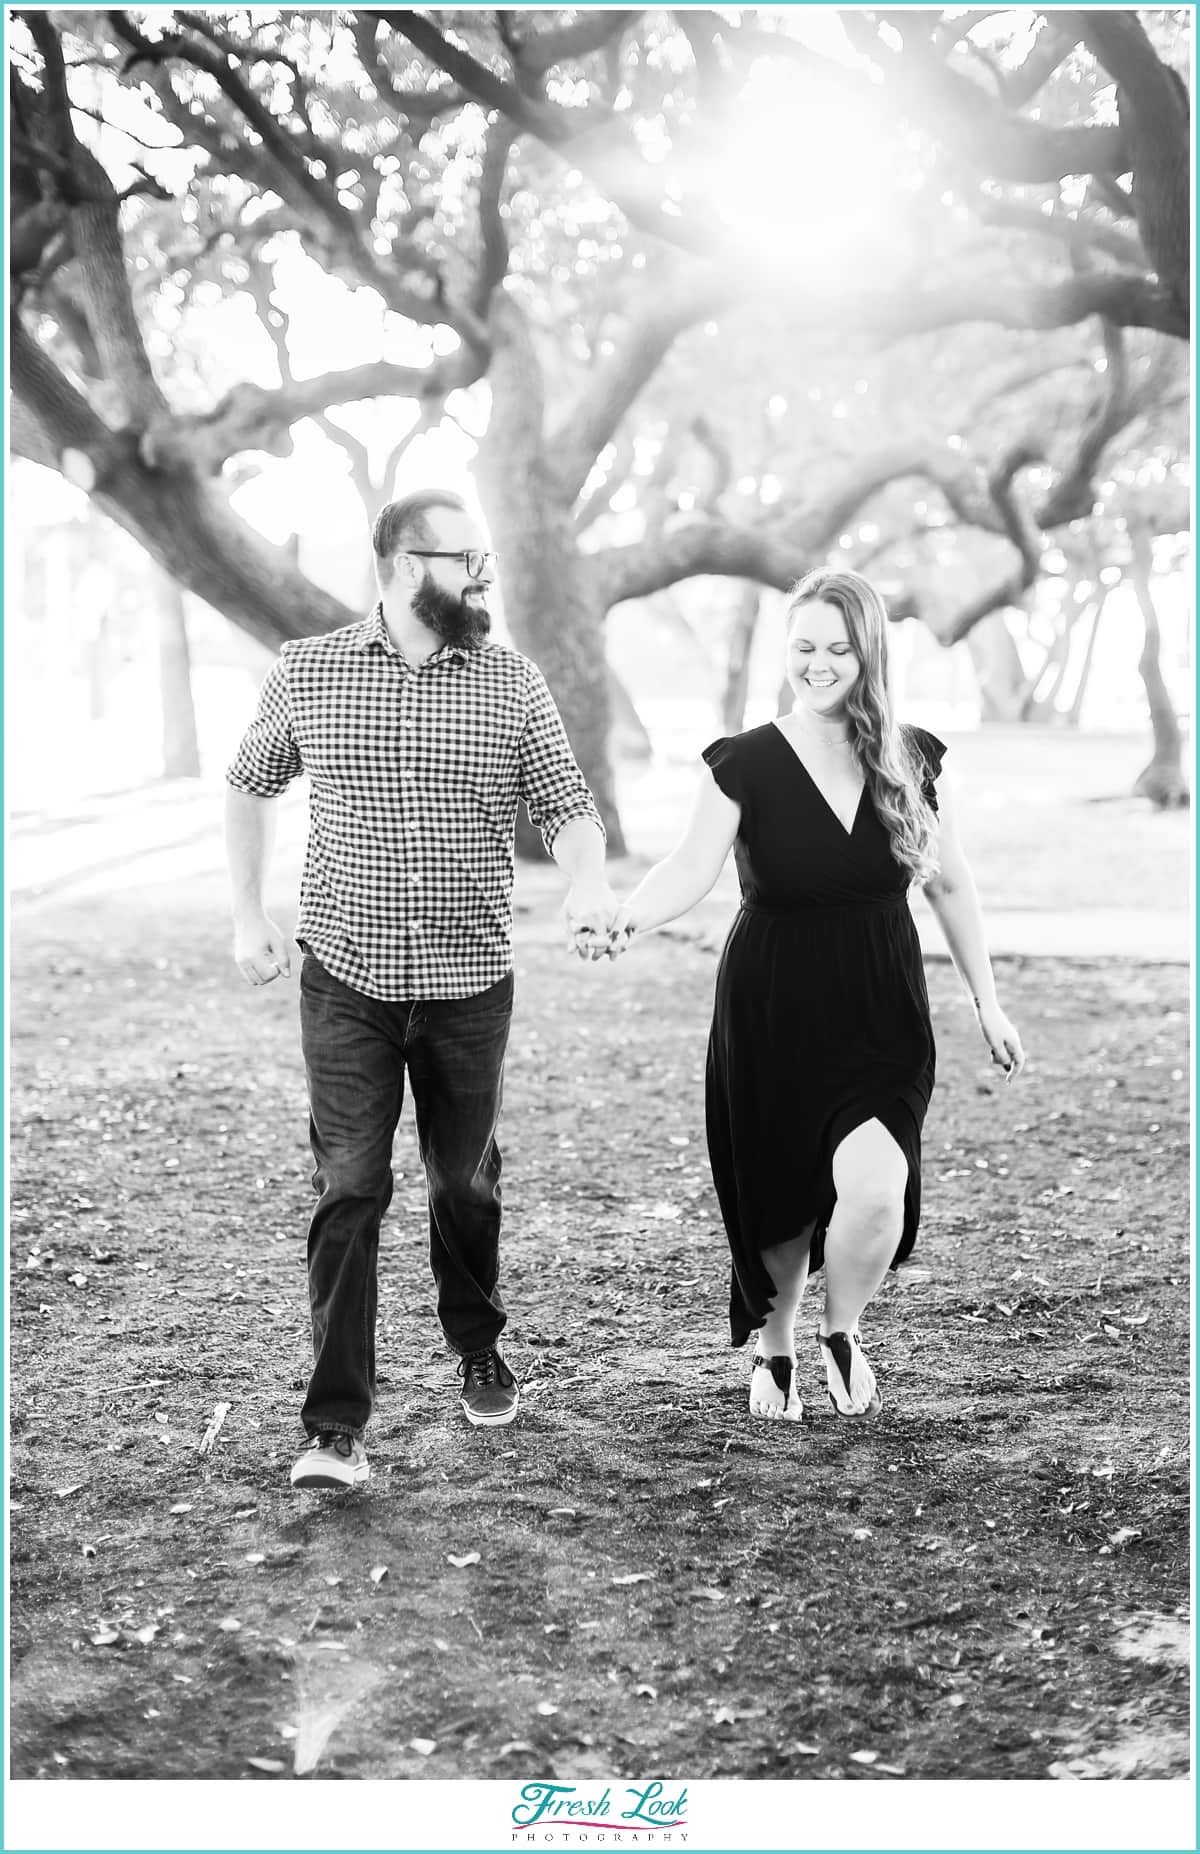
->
<box><xmin>290</xmin><ymin>1465</ymin><xmax>370</xmax><ymax>1489</ymax></box>
<box><xmin>460</xmin><ymin>1399</ymin><xmax>519</xmax><ymax>1428</ymax></box>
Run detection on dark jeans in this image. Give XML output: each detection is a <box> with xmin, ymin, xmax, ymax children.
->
<box><xmin>297</xmin><ymin>955</ymin><xmax>513</xmax><ymax>1438</ymax></box>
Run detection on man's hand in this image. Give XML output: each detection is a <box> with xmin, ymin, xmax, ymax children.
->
<box><xmin>233</xmin><ymin>910</ymin><xmax>293</xmax><ymax>987</ymax></box>
<box><xmin>564</xmin><ymin>876</ymin><xmax>620</xmax><ymax>961</ymax></box>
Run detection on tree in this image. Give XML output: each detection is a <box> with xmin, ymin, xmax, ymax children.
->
<box><xmin>11</xmin><ymin>8</ymin><xmax>1190</xmax><ymax>844</ymax></box>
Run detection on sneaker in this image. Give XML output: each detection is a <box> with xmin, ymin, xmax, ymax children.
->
<box><xmin>289</xmin><ymin>1431</ymin><xmax>369</xmax><ymax>1489</ymax></box>
<box><xmin>457</xmin><ymin>1347</ymin><xmax>520</xmax><ymax>1427</ymax></box>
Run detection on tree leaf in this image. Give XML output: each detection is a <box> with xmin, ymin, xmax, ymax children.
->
<box><xmin>246</xmin><ymin>1756</ymin><xmax>286</xmax><ymax>1773</ymax></box>
<box><xmin>369</xmin><ymin>1565</ymin><xmax>389</xmax><ymax>1584</ymax></box>
<box><xmin>612</xmin><ymin>1572</ymin><xmax>655</xmax><ymax>1586</ymax></box>
<box><xmin>447</xmin><ymin>1552</ymin><xmax>481</xmax><ymax>1568</ymax></box>
<box><xmin>409</xmin><ymin>1738</ymin><xmax>437</xmax><ymax>1756</ymax></box>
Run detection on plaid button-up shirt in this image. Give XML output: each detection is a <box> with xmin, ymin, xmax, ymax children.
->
<box><xmin>226</xmin><ymin>606</ymin><xmax>604</xmax><ymax>1000</ymax></box>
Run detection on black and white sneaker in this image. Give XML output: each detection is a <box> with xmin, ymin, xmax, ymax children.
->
<box><xmin>290</xmin><ymin>1431</ymin><xmax>369</xmax><ymax>1489</ymax></box>
<box><xmin>457</xmin><ymin>1347</ymin><xmax>520</xmax><ymax>1427</ymax></box>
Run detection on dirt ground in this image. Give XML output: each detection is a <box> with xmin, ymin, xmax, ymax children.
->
<box><xmin>8</xmin><ymin>868</ymin><xmax>1191</xmax><ymax>1786</ymax></box>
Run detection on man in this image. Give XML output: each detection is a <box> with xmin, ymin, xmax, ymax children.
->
<box><xmin>225</xmin><ymin>490</ymin><xmax>616</xmax><ymax>1490</ymax></box>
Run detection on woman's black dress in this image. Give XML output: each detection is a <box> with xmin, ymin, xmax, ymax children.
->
<box><xmin>702</xmin><ymin>721</ymin><xmax>946</xmax><ymax>1347</ymax></box>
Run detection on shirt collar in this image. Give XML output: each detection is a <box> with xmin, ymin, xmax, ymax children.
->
<box><xmin>358</xmin><ymin>604</ymin><xmax>469</xmax><ymax>667</ymax></box>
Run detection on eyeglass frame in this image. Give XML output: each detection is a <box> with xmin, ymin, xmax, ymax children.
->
<box><xmin>404</xmin><ymin>548</ymin><xmax>498</xmax><ymax>579</ymax></box>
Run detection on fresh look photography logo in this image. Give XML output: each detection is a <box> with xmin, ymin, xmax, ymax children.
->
<box><xmin>510</xmin><ymin>1782</ymin><xmax>689</xmax><ymax>1842</ymax></box>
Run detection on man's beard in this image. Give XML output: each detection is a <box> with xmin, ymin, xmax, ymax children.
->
<box><xmin>411</xmin><ymin>574</ymin><xmax>491</xmax><ymax>650</ymax></box>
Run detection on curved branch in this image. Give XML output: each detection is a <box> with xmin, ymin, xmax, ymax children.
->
<box><xmin>545</xmin><ymin>266</ymin><xmax>735</xmax><ymax>504</ymax></box>
<box><xmin>141</xmin><ymin>353</ymin><xmax>484</xmax><ymax>473</ymax></box>
<box><xmin>506</xmin><ymin>10</ymin><xmax>635</xmax><ymax>79</ymax></box>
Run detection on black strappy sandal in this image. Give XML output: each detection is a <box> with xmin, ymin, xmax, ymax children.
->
<box><xmin>817</xmin><ymin>1330</ymin><xmax>883</xmax><ymax>1419</ymax></box>
<box><xmin>749</xmin><ymin>1352</ymin><xmax>802</xmax><ymax>1422</ymax></box>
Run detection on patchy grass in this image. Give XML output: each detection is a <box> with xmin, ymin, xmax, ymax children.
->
<box><xmin>9</xmin><ymin>861</ymin><xmax>1189</xmax><ymax>1784</ymax></box>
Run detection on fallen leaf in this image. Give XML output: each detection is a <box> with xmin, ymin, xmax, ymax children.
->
<box><xmin>612</xmin><ymin>1572</ymin><xmax>654</xmax><ymax>1586</ymax></box>
<box><xmin>1102</xmin><ymin>1323</ymin><xmax>1121</xmax><ymax>1339</ymax></box>
<box><xmin>635</xmin><ymin>1684</ymin><xmax>658</xmax><ymax>1699</ymax></box>
<box><xmin>409</xmin><ymin>1738</ymin><xmax>437</xmax><ymax>1756</ymax></box>
<box><xmin>850</xmin><ymin>1749</ymin><xmax>878</xmax><ymax>1765</ymax></box>
<box><xmin>90</xmin><ymin>1628</ymin><xmax>121</xmax><ymax>1647</ymax></box>
<box><xmin>217</xmin><ymin>1617</ymin><xmax>242</xmax><ymax>1633</ymax></box>
<box><xmin>689</xmin><ymin>1587</ymin><xmax>726</xmax><ymax>1602</ymax></box>
<box><xmin>369</xmin><ymin>1565</ymin><xmax>389</xmax><ymax>1584</ymax></box>
<box><xmin>67</xmin><ymin>1273</ymin><xmax>88</xmax><ymax>1288</ymax></box>
<box><xmin>246</xmin><ymin>1757</ymin><xmax>286</xmax><ymax>1773</ymax></box>
<box><xmin>494</xmin><ymin>1741</ymin><xmax>536</xmax><ymax>1758</ymax></box>
<box><xmin>245</xmin><ymin>1553</ymin><xmax>265</xmax><ymax>1565</ymax></box>
<box><xmin>535</xmin><ymin>1701</ymin><xmax>559</xmax><ymax>1716</ymax></box>
<box><xmin>54</xmin><ymin>1485</ymin><xmax>84</xmax><ymax>1499</ymax></box>
<box><xmin>792</xmin><ymin>1742</ymin><xmax>821</xmax><ymax>1757</ymax></box>
<box><xmin>132</xmin><ymin>1624</ymin><xmax>159</xmax><ymax>1646</ymax></box>
<box><xmin>447</xmin><ymin>1552</ymin><xmax>480</xmax><ymax>1569</ymax></box>
<box><xmin>168</xmin><ymin>1503</ymin><xmax>193</xmax><ymax>1515</ymax></box>
<box><xmin>1108</xmin><ymin>1527</ymin><xmax>1142</xmax><ymax>1548</ymax></box>
<box><xmin>81</xmin><ymin>1544</ymin><xmax>97</xmax><ymax>1560</ymax></box>
<box><xmin>712</xmin><ymin>1706</ymin><xmax>738</xmax><ymax>1725</ymax></box>
<box><xmin>852</xmin><ymin>1527</ymin><xmax>873</xmax><ymax>1542</ymax></box>
<box><xmin>323</xmin><ymin>1574</ymin><xmax>342</xmax><ymax>1587</ymax></box>
<box><xmin>548</xmin><ymin>1507</ymin><xmax>577</xmax><ymax>1518</ymax></box>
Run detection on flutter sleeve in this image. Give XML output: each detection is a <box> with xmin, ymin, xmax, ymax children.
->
<box><xmin>701</xmin><ymin>735</ymin><xmax>741</xmax><ymax>803</ymax></box>
<box><xmin>904</xmin><ymin>724</ymin><xmax>948</xmax><ymax>814</ymax></box>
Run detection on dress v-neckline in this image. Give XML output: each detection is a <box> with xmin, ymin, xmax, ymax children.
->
<box><xmin>769</xmin><ymin>720</ymin><xmax>866</xmax><ymax>837</ymax></box>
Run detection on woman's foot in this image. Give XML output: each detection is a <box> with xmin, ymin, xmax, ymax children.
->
<box><xmin>818</xmin><ymin>1329</ymin><xmax>882</xmax><ymax>1418</ymax></box>
<box><xmin>749</xmin><ymin>1352</ymin><xmax>802</xmax><ymax>1422</ymax></box>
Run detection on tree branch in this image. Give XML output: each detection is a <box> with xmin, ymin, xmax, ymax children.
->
<box><xmin>140</xmin><ymin>354</ymin><xmax>483</xmax><ymax>473</ymax></box>
<box><xmin>545</xmin><ymin>266</ymin><xmax>736</xmax><ymax>504</ymax></box>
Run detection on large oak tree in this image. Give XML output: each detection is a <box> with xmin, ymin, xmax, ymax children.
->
<box><xmin>11</xmin><ymin>9</ymin><xmax>1190</xmax><ymax>840</ymax></box>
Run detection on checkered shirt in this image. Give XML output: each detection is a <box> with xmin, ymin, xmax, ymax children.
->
<box><xmin>226</xmin><ymin>606</ymin><xmax>604</xmax><ymax>1000</ymax></box>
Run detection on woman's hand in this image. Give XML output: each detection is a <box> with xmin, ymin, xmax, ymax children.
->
<box><xmin>605</xmin><ymin>902</ymin><xmax>638</xmax><ymax>959</ymax></box>
<box><xmin>975</xmin><ymin>999</ymin><xmax>1026</xmax><ymax>1081</ymax></box>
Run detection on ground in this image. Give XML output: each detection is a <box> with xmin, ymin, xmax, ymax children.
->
<box><xmin>9</xmin><ymin>841</ymin><xmax>1190</xmax><ymax>1788</ymax></box>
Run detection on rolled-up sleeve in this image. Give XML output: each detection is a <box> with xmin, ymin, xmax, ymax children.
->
<box><xmin>226</xmin><ymin>655</ymin><xmax>302</xmax><ymax>796</ymax></box>
<box><xmin>519</xmin><ymin>662</ymin><xmax>605</xmax><ymax>853</ymax></box>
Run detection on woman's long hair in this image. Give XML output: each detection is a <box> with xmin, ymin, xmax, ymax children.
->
<box><xmin>787</xmin><ymin>568</ymin><xmax>939</xmax><ymax>885</ymax></box>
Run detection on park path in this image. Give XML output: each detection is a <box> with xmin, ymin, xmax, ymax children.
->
<box><xmin>9</xmin><ymin>774</ymin><xmax>1190</xmax><ymax>962</ymax></box>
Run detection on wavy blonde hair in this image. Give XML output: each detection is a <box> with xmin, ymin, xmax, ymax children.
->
<box><xmin>787</xmin><ymin>568</ymin><xmax>939</xmax><ymax>885</ymax></box>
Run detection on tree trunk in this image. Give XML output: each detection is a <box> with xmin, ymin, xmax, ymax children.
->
<box><xmin>966</xmin><ymin>613</ymin><xmax>1034</xmax><ymax>722</ymax></box>
<box><xmin>1127</xmin><ymin>519</ymin><xmax>1189</xmax><ymax>806</ymax></box>
<box><xmin>155</xmin><ymin>565</ymin><xmax>201</xmax><ymax>778</ymax></box>
<box><xmin>1065</xmin><ymin>586</ymin><xmax>1109</xmax><ymax>726</ymax></box>
<box><xmin>722</xmin><ymin>584</ymin><xmax>761</xmax><ymax>734</ymax></box>
<box><xmin>608</xmin><ymin>667</ymin><xmax>653</xmax><ymax>762</ymax></box>
<box><xmin>475</xmin><ymin>293</ymin><xmax>626</xmax><ymax>856</ymax></box>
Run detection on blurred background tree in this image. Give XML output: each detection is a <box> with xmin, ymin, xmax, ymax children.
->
<box><xmin>9</xmin><ymin>7</ymin><xmax>1191</xmax><ymax>829</ymax></box>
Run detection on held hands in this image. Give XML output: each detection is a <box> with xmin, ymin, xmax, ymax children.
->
<box><xmin>974</xmin><ymin>997</ymin><xmax>1026</xmax><ymax>1082</ymax></box>
<box><xmin>233</xmin><ymin>911</ymin><xmax>293</xmax><ymax>987</ymax></box>
<box><xmin>563</xmin><ymin>880</ymin><xmax>635</xmax><ymax>962</ymax></box>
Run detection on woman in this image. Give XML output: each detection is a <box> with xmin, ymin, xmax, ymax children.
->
<box><xmin>611</xmin><ymin>568</ymin><xmax>1024</xmax><ymax>1424</ymax></box>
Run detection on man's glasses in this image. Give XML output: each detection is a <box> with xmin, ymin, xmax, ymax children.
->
<box><xmin>406</xmin><ymin>549</ymin><xmax>497</xmax><ymax>580</ymax></box>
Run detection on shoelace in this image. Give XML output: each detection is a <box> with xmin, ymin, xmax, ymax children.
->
<box><xmin>315</xmin><ymin>1431</ymin><xmax>355</xmax><ymax>1458</ymax></box>
<box><xmin>461</xmin><ymin>1350</ymin><xmax>497</xmax><ymax>1387</ymax></box>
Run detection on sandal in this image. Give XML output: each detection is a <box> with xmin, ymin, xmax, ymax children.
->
<box><xmin>749</xmin><ymin>1353</ymin><xmax>802</xmax><ymax>1423</ymax></box>
<box><xmin>818</xmin><ymin>1329</ymin><xmax>882</xmax><ymax>1419</ymax></box>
